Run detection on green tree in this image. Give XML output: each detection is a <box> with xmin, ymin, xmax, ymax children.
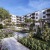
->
<box><xmin>29</xmin><ymin>20</ymin><xmax>35</xmax><ymax>32</ymax></box>
<box><xmin>0</xmin><ymin>8</ymin><xmax>10</xmax><ymax>21</ymax></box>
<box><xmin>42</xmin><ymin>23</ymin><xmax>50</xmax><ymax>41</ymax></box>
<box><xmin>25</xmin><ymin>18</ymin><xmax>33</xmax><ymax>23</ymax></box>
<box><xmin>36</xmin><ymin>26</ymin><xmax>41</xmax><ymax>38</ymax></box>
<box><xmin>0</xmin><ymin>24</ymin><xmax>3</xmax><ymax>29</ymax></box>
<box><xmin>3</xmin><ymin>18</ymin><xmax>11</xmax><ymax>26</ymax></box>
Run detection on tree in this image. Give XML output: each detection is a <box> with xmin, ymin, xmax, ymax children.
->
<box><xmin>0</xmin><ymin>8</ymin><xmax>10</xmax><ymax>21</ymax></box>
<box><xmin>29</xmin><ymin>20</ymin><xmax>35</xmax><ymax>32</ymax></box>
<box><xmin>3</xmin><ymin>18</ymin><xmax>11</xmax><ymax>26</ymax></box>
<box><xmin>0</xmin><ymin>24</ymin><xmax>3</xmax><ymax>29</ymax></box>
<box><xmin>25</xmin><ymin>18</ymin><xmax>33</xmax><ymax>23</ymax></box>
<box><xmin>42</xmin><ymin>23</ymin><xmax>50</xmax><ymax>41</ymax></box>
<box><xmin>36</xmin><ymin>26</ymin><xmax>41</xmax><ymax>38</ymax></box>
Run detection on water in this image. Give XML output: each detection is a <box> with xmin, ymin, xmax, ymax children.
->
<box><xmin>14</xmin><ymin>32</ymin><xmax>29</xmax><ymax>39</ymax></box>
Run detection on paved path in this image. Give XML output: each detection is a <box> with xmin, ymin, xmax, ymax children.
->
<box><xmin>2</xmin><ymin>37</ymin><xmax>29</xmax><ymax>50</ymax></box>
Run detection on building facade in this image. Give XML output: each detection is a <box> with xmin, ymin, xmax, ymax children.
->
<box><xmin>26</xmin><ymin>8</ymin><xmax>50</xmax><ymax>27</ymax></box>
<box><xmin>11</xmin><ymin>15</ymin><xmax>25</xmax><ymax>25</ymax></box>
<box><xmin>11</xmin><ymin>8</ymin><xmax>50</xmax><ymax>27</ymax></box>
<box><xmin>11</xmin><ymin>15</ymin><xmax>17</xmax><ymax>24</ymax></box>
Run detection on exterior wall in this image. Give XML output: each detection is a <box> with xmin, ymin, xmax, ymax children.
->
<box><xmin>11</xmin><ymin>15</ymin><xmax>25</xmax><ymax>25</ymax></box>
<box><xmin>11</xmin><ymin>15</ymin><xmax>17</xmax><ymax>24</ymax></box>
<box><xmin>34</xmin><ymin>11</ymin><xmax>41</xmax><ymax>26</ymax></box>
<box><xmin>41</xmin><ymin>10</ymin><xmax>46</xmax><ymax>19</ymax></box>
<box><xmin>20</xmin><ymin>16</ymin><xmax>25</xmax><ymax>23</ymax></box>
<box><xmin>35</xmin><ymin>11</ymin><xmax>40</xmax><ymax>21</ymax></box>
<box><xmin>27</xmin><ymin>14</ymin><xmax>31</xmax><ymax>19</ymax></box>
<box><xmin>16</xmin><ymin>16</ymin><xmax>21</xmax><ymax>24</ymax></box>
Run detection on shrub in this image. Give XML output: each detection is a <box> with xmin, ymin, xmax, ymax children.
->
<box><xmin>42</xmin><ymin>23</ymin><xmax>50</xmax><ymax>41</ymax></box>
<box><xmin>0</xmin><ymin>24</ymin><xmax>3</xmax><ymax>29</ymax></box>
<box><xmin>19</xmin><ymin>37</ymin><xmax>49</xmax><ymax>50</ymax></box>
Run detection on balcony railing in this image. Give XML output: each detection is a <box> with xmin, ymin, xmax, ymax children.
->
<box><xmin>46</xmin><ymin>16</ymin><xmax>50</xmax><ymax>20</ymax></box>
<box><xmin>31</xmin><ymin>13</ymin><xmax>35</xmax><ymax>15</ymax></box>
<box><xmin>46</xmin><ymin>11</ymin><xmax>50</xmax><ymax>14</ymax></box>
<box><xmin>47</xmin><ymin>20</ymin><xmax>50</xmax><ymax>23</ymax></box>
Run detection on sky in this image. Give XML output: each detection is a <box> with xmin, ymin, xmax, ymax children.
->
<box><xmin>0</xmin><ymin>0</ymin><xmax>50</xmax><ymax>16</ymax></box>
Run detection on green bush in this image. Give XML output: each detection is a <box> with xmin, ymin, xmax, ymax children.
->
<box><xmin>41</xmin><ymin>23</ymin><xmax>50</xmax><ymax>41</ymax></box>
<box><xmin>18</xmin><ymin>22</ymin><xmax>50</xmax><ymax>50</ymax></box>
<box><xmin>19</xmin><ymin>37</ymin><xmax>49</xmax><ymax>50</ymax></box>
<box><xmin>34</xmin><ymin>24</ymin><xmax>50</xmax><ymax>41</ymax></box>
<box><xmin>0</xmin><ymin>33</ymin><xmax>13</xmax><ymax>39</ymax></box>
<box><xmin>0</xmin><ymin>24</ymin><xmax>3</xmax><ymax>29</ymax></box>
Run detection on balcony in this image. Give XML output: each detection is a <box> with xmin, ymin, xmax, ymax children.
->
<box><xmin>46</xmin><ymin>12</ymin><xmax>50</xmax><ymax>14</ymax></box>
<box><xmin>47</xmin><ymin>20</ymin><xmax>50</xmax><ymax>23</ymax></box>
<box><xmin>46</xmin><ymin>14</ymin><xmax>50</xmax><ymax>17</ymax></box>
<box><xmin>46</xmin><ymin>15</ymin><xmax>50</xmax><ymax>20</ymax></box>
<box><xmin>46</xmin><ymin>14</ymin><xmax>50</xmax><ymax>18</ymax></box>
<box><xmin>31</xmin><ymin>13</ymin><xmax>35</xmax><ymax>15</ymax></box>
<box><xmin>31</xmin><ymin>13</ymin><xmax>35</xmax><ymax>18</ymax></box>
<box><xmin>46</xmin><ymin>9</ymin><xmax>50</xmax><ymax>14</ymax></box>
<box><xmin>47</xmin><ymin>9</ymin><xmax>50</xmax><ymax>12</ymax></box>
<box><xmin>31</xmin><ymin>16</ymin><xmax>35</xmax><ymax>19</ymax></box>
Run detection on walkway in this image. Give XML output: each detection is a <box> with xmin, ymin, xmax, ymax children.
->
<box><xmin>1</xmin><ymin>37</ymin><xmax>29</xmax><ymax>50</ymax></box>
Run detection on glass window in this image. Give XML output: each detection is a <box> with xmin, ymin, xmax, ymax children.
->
<box><xmin>36</xmin><ymin>13</ymin><xmax>38</xmax><ymax>16</ymax></box>
<box><xmin>43</xmin><ymin>12</ymin><xmax>45</xmax><ymax>14</ymax></box>
<box><xmin>43</xmin><ymin>16</ymin><xmax>46</xmax><ymax>18</ymax></box>
<box><xmin>36</xmin><ymin>17</ymin><xmax>38</xmax><ymax>19</ymax></box>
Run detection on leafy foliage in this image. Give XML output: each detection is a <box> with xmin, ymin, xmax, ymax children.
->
<box><xmin>35</xmin><ymin>26</ymin><xmax>42</xmax><ymax>38</ymax></box>
<box><xmin>0</xmin><ymin>24</ymin><xmax>3</xmax><ymax>29</ymax></box>
<box><xmin>29</xmin><ymin>20</ymin><xmax>35</xmax><ymax>32</ymax></box>
<box><xmin>42</xmin><ymin>23</ymin><xmax>50</xmax><ymax>41</ymax></box>
<box><xmin>19</xmin><ymin>22</ymin><xmax>50</xmax><ymax>50</ymax></box>
<box><xmin>25</xmin><ymin>18</ymin><xmax>33</xmax><ymax>23</ymax></box>
<box><xmin>19</xmin><ymin>37</ymin><xmax>49</xmax><ymax>50</ymax></box>
<box><xmin>0</xmin><ymin>8</ymin><xmax>10</xmax><ymax>21</ymax></box>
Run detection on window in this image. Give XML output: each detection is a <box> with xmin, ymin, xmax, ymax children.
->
<box><xmin>43</xmin><ymin>12</ymin><xmax>45</xmax><ymax>14</ymax></box>
<box><xmin>36</xmin><ymin>17</ymin><xmax>38</xmax><ymax>19</ymax></box>
<box><xmin>43</xmin><ymin>16</ymin><xmax>46</xmax><ymax>18</ymax></box>
<box><xmin>36</xmin><ymin>13</ymin><xmax>38</xmax><ymax>16</ymax></box>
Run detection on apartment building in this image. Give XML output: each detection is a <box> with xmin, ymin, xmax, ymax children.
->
<box><xmin>29</xmin><ymin>8</ymin><xmax>50</xmax><ymax>27</ymax></box>
<box><xmin>41</xmin><ymin>9</ymin><xmax>50</xmax><ymax>21</ymax></box>
<box><xmin>16</xmin><ymin>16</ymin><xmax>21</xmax><ymax>24</ymax></box>
<box><xmin>11</xmin><ymin>15</ymin><xmax>17</xmax><ymax>24</ymax></box>
<box><xmin>31</xmin><ymin>11</ymin><xmax>41</xmax><ymax>26</ymax></box>
<box><xmin>11</xmin><ymin>15</ymin><xmax>25</xmax><ymax>25</ymax></box>
<box><xmin>11</xmin><ymin>8</ymin><xmax>50</xmax><ymax>27</ymax></box>
<box><xmin>41</xmin><ymin>9</ymin><xmax>50</xmax><ymax>27</ymax></box>
<box><xmin>21</xmin><ymin>16</ymin><xmax>25</xmax><ymax>23</ymax></box>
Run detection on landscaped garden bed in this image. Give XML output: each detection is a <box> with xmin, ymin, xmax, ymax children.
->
<box><xmin>18</xmin><ymin>23</ymin><xmax>50</xmax><ymax>50</ymax></box>
<box><xmin>19</xmin><ymin>37</ymin><xmax>50</xmax><ymax>50</ymax></box>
